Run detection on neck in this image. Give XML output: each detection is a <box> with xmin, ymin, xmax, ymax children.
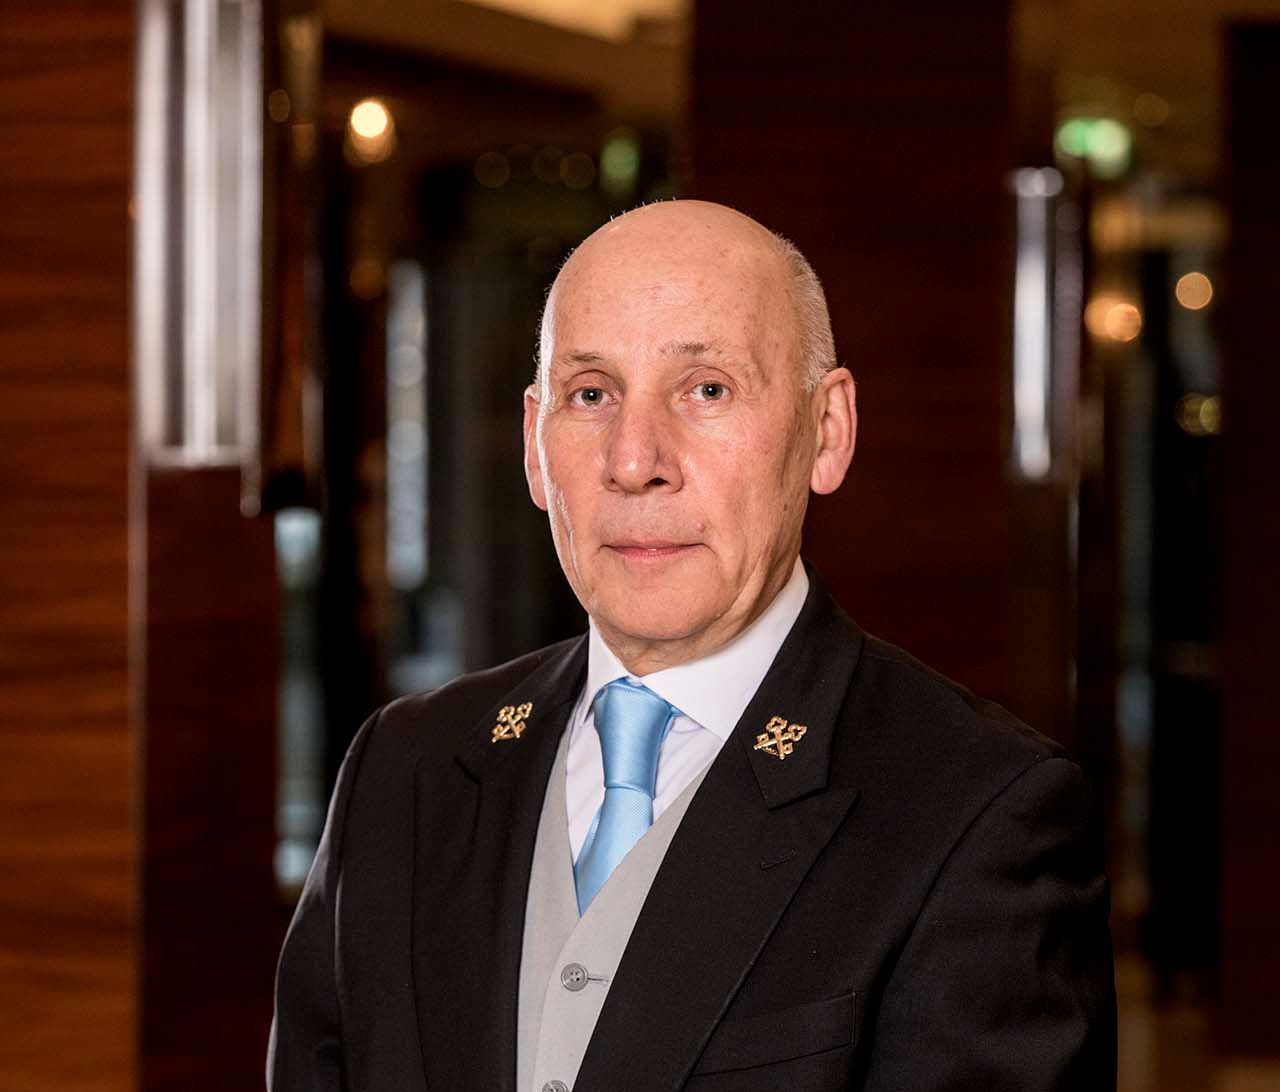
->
<box><xmin>596</xmin><ymin>558</ymin><xmax>798</xmax><ymax>676</ymax></box>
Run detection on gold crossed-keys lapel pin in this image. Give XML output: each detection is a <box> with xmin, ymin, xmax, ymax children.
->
<box><xmin>491</xmin><ymin>702</ymin><xmax>533</xmax><ymax>743</ymax></box>
<box><xmin>754</xmin><ymin>716</ymin><xmax>808</xmax><ymax>760</ymax></box>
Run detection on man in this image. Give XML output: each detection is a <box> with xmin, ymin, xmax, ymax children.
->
<box><xmin>270</xmin><ymin>201</ymin><xmax>1116</xmax><ymax>1091</ymax></box>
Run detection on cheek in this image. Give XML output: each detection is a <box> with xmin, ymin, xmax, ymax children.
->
<box><xmin>710</xmin><ymin>418</ymin><xmax>809</xmax><ymax>525</ymax></box>
<box><xmin>744</xmin><ymin>417</ymin><xmax>801</xmax><ymax>485</ymax></box>
<box><xmin>542</xmin><ymin>440</ymin><xmax>598</xmax><ymax>533</ymax></box>
<box><xmin>540</xmin><ymin>427</ymin><xmax>575</xmax><ymax>485</ymax></box>
<box><xmin>684</xmin><ymin>428</ymin><xmax>788</xmax><ymax>522</ymax></box>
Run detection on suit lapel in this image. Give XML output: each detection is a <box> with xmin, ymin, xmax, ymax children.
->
<box><xmin>574</xmin><ymin>571</ymin><xmax>866</xmax><ymax>1092</ymax></box>
<box><xmin>411</xmin><ymin>637</ymin><xmax>586</xmax><ymax>1092</ymax></box>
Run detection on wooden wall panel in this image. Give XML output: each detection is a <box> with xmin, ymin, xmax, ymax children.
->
<box><xmin>1218</xmin><ymin>22</ymin><xmax>1280</xmax><ymax>1056</ymax></box>
<box><xmin>0</xmin><ymin>3</ymin><xmax>136</xmax><ymax>1090</ymax></box>
<box><xmin>141</xmin><ymin>468</ymin><xmax>281</xmax><ymax>1092</ymax></box>
<box><xmin>691</xmin><ymin>0</ymin><xmax>1016</xmax><ymax>704</ymax></box>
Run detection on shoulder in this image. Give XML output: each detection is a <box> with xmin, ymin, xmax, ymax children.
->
<box><xmin>856</xmin><ymin>633</ymin><xmax>1063</xmax><ymax>760</ymax></box>
<box><xmin>836</xmin><ymin>628</ymin><xmax>1079</xmax><ymax>842</ymax></box>
<box><xmin>353</xmin><ymin>636</ymin><xmax>582</xmax><ymax>769</ymax></box>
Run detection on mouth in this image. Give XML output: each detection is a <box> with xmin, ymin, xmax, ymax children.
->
<box><xmin>604</xmin><ymin>541</ymin><xmax>700</xmax><ymax>561</ymax></box>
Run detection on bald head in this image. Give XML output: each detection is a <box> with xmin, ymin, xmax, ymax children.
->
<box><xmin>537</xmin><ymin>201</ymin><xmax>837</xmax><ymax>394</ymax></box>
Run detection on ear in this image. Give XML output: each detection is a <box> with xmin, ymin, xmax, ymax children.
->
<box><xmin>523</xmin><ymin>384</ymin><xmax>549</xmax><ymax>511</ymax></box>
<box><xmin>810</xmin><ymin>367</ymin><xmax>857</xmax><ymax>495</ymax></box>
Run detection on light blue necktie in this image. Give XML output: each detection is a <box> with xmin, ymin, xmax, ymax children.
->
<box><xmin>573</xmin><ymin>679</ymin><xmax>676</xmax><ymax>915</ymax></box>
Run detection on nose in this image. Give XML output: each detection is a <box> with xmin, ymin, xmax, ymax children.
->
<box><xmin>602</xmin><ymin>395</ymin><xmax>683</xmax><ymax>494</ymax></box>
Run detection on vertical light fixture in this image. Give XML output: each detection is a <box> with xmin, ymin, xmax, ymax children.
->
<box><xmin>135</xmin><ymin>0</ymin><xmax>263</xmax><ymax>479</ymax></box>
<box><xmin>1010</xmin><ymin>167</ymin><xmax>1063</xmax><ymax>480</ymax></box>
<box><xmin>385</xmin><ymin>261</ymin><xmax>429</xmax><ymax>592</ymax></box>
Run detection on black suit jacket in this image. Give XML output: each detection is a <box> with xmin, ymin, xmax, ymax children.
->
<box><xmin>269</xmin><ymin>568</ymin><xmax>1116</xmax><ymax>1091</ymax></box>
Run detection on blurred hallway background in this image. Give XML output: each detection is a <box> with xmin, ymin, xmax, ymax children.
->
<box><xmin>1</xmin><ymin>0</ymin><xmax>1278</xmax><ymax>1088</ymax></box>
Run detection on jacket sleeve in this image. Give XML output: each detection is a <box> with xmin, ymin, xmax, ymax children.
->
<box><xmin>267</xmin><ymin>707</ymin><xmax>383</xmax><ymax>1092</ymax></box>
<box><xmin>863</xmin><ymin>755</ymin><xmax>1117</xmax><ymax>1091</ymax></box>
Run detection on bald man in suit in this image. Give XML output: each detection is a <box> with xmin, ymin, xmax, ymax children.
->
<box><xmin>269</xmin><ymin>200</ymin><xmax>1116</xmax><ymax>1092</ymax></box>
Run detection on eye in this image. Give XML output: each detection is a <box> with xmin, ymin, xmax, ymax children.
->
<box><xmin>693</xmin><ymin>382</ymin><xmax>728</xmax><ymax>402</ymax></box>
<box><xmin>570</xmin><ymin>386</ymin><xmax>607</xmax><ymax>407</ymax></box>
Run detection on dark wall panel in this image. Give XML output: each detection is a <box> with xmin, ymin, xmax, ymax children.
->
<box><xmin>691</xmin><ymin>1</ymin><xmax>1016</xmax><ymax>703</ymax></box>
<box><xmin>141</xmin><ymin>467</ymin><xmax>281</xmax><ymax>1091</ymax></box>
<box><xmin>1219</xmin><ymin>22</ymin><xmax>1280</xmax><ymax>1055</ymax></box>
<box><xmin>0</xmin><ymin>3</ymin><xmax>136</xmax><ymax>1089</ymax></box>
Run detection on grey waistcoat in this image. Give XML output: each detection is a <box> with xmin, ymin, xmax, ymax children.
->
<box><xmin>516</xmin><ymin>724</ymin><xmax>711</xmax><ymax>1092</ymax></box>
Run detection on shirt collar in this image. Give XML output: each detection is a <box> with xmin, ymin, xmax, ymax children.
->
<box><xmin>581</xmin><ymin>557</ymin><xmax>810</xmax><ymax>741</ymax></box>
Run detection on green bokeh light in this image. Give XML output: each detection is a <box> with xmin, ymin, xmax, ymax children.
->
<box><xmin>1055</xmin><ymin>116</ymin><xmax>1132</xmax><ymax>179</ymax></box>
<box><xmin>600</xmin><ymin>127</ymin><xmax>641</xmax><ymax>197</ymax></box>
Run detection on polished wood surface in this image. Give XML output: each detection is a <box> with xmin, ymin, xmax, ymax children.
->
<box><xmin>1219</xmin><ymin>22</ymin><xmax>1280</xmax><ymax>1056</ymax></box>
<box><xmin>141</xmin><ymin>468</ymin><xmax>281</xmax><ymax>1092</ymax></box>
<box><xmin>691</xmin><ymin>0</ymin><xmax>1017</xmax><ymax>706</ymax></box>
<box><xmin>0</xmin><ymin>3</ymin><xmax>136</xmax><ymax>1089</ymax></box>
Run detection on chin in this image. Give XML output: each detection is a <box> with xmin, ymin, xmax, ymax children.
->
<box><xmin>589</xmin><ymin>586</ymin><xmax>722</xmax><ymax>647</ymax></box>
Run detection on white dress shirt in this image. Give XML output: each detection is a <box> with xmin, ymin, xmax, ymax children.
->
<box><xmin>565</xmin><ymin>557</ymin><xmax>810</xmax><ymax>861</ymax></box>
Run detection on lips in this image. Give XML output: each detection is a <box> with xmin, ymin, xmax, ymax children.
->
<box><xmin>605</xmin><ymin>542</ymin><xmax>699</xmax><ymax>559</ymax></box>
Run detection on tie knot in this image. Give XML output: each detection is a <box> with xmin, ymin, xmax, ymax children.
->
<box><xmin>591</xmin><ymin>679</ymin><xmax>675</xmax><ymax>797</ymax></box>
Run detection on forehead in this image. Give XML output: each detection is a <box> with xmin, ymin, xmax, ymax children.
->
<box><xmin>549</xmin><ymin>242</ymin><xmax>794</xmax><ymax>363</ymax></box>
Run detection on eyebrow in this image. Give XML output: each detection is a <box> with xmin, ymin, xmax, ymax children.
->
<box><xmin>658</xmin><ymin>339</ymin><xmax>719</xmax><ymax>357</ymax></box>
<box><xmin>561</xmin><ymin>350</ymin><xmax>605</xmax><ymax>365</ymax></box>
<box><xmin>557</xmin><ymin>342</ymin><xmax>718</xmax><ymax>365</ymax></box>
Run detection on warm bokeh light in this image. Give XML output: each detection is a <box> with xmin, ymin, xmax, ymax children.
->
<box><xmin>1175</xmin><ymin>271</ymin><xmax>1213</xmax><ymax>310</ymax></box>
<box><xmin>1176</xmin><ymin>393</ymin><xmax>1222</xmax><ymax>437</ymax></box>
<box><xmin>1105</xmin><ymin>302</ymin><xmax>1142</xmax><ymax>341</ymax></box>
<box><xmin>345</xmin><ymin>98</ymin><xmax>395</xmax><ymax>166</ymax></box>
<box><xmin>1084</xmin><ymin>296</ymin><xmax>1143</xmax><ymax>343</ymax></box>
<box><xmin>267</xmin><ymin>88</ymin><xmax>291</xmax><ymax>123</ymax></box>
<box><xmin>1083</xmin><ymin>297</ymin><xmax>1109</xmax><ymax>338</ymax></box>
<box><xmin>1200</xmin><ymin>394</ymin><xmax>1222</xmax><ymax>435</ymax></box>
<box><xmin>349</xmin><ymin>98</ymin><xmax>390</xmax><ymax>139</ymax></box>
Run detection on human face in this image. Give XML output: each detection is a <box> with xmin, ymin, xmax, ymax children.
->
<box><xmin>523</xmin><ymin>217</ymin><xmax>838</xmax><ymax>673</ymax></box>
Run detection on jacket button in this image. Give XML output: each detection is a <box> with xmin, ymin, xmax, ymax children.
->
<box><xmin>560</xmin><ymin>963</ymin><xmax>589</xmax><ymax>992</ymax></box>
<box><xmin>542</xmin><ymin>1082</ymin><xmax>570</xmax><ymax>1092</ymax></box>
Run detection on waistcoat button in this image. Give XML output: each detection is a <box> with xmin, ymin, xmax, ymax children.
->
<box><xmin>542</xmin><ymin>1081</ymin><xmax>570</xmax><ymax>1092</ymax></box>
<box><xmin>560</xmin><ymin>962</ymin><xmax>589</xmax><ymax>992</ymax></box>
